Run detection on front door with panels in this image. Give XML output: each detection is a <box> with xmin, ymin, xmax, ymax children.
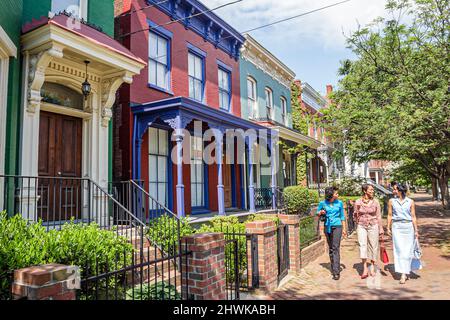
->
<box><xmin>38</xmin><ymin>111</ymin><xmax>82</xmax><ymax>222</ymax></box>
<box><xmin>223</xmin><ymin>153</ymin><xmax>232</xmax><ymax>208</ymax></box>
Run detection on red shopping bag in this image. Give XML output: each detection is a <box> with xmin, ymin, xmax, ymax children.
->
<box><xmin>380</xmin><ymin>238</ymin><xmax>389</xmax><ymax>264</ymax></box>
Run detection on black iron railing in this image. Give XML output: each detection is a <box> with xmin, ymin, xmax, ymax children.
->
<box><xmin>276</xmin><ymin>224</ymin><xmax>289</xmax><ymax>284</ymax></box>
<box><xmin>254</xmin><ymin>188</ymin><xmax>274</xmax><ymax>211</ymax></box>
<box><xmin>299</xmin><ymin>215</ymin><xmax>321</xmax><ymax>249</ymax></box>
<box><xmin>0</xmin><ymin>175</ymin><xmax>190</xmax><ymax>301</ymax></box>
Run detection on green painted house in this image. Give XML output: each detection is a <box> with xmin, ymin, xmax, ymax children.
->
<box><xmin>0</xmin><ymin>0</ymin><xmax>145</xmax><ymax>221</ymax></box>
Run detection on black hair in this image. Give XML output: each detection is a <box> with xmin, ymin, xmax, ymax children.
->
<box><xmin>361</xmin><ymin>184</ymin><xmax>373</xmax><ymax>194</ymax></box>
<box><xmin>390</xmin><ymin>181</ymin><xmax>398</xmax><ymax>188</ymax></box>
<box><xmin>325</xmin><ymin>186</ymin><xmax>338</xmax><ymax>201</ymax></box>
<box><xmin>397</xmin><ymin>183</ymin><xmax>408</xmax><ymax>198</ymax></box>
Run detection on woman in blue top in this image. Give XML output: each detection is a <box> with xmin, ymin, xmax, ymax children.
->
<box><xmin>317</xmin><ymin>186</ymin><xmax>347</xmax><ymax>280</ymax></box>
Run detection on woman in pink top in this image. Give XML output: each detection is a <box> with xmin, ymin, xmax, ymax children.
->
<box><xmin>354</xmin><ymin>184</ymin><xmax>384</xmax><ymax>279</ymax></box>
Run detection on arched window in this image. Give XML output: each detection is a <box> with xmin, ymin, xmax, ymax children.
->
<box><xmin>247</xmin><ymin>77</ymin><xmax>257</xmax><ymax>119</ymax></box>
<box><xmin>264</xmin><ymin>87</ymin><xmax>273</xmax><ymax>120</ymax></box>
<box><xmin>40</xmin><ymin>82</ymin><xmax>84</xmax><ymax>110</ymax></box>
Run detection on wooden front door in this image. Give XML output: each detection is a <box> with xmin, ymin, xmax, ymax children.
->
<box><xmin>223</xmin><ymin>156</ymin><xmax>232</xmax><ymax>208</ymax></box>
<box><xmin>38</xmin><ymin>111</ymin><xmax>82</xmax><ymax>222</ymax></box>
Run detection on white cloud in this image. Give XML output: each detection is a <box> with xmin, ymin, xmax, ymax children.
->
<box><xmin>203</xmin><ymin>0</ymin><xmax>388</xmax><ymax>49</ymax></box>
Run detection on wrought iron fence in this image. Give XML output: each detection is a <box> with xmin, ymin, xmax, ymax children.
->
<box><xmin>299</xmin><ymin>215</ymin><xmax>321</xmax><ymax>249</ymax></box>
<box><xmin>276</xmin><ymin>224</ymin><xmax>289</xmax><ymax>284</ymax></box>
<box><xmin>220</xmin><ymin>225</ymin><xmax>259</xmax><ymax>295</ymax></box>
<box><xmin>78</xmin><ymin>240</ymin><xmax>192</xmax><ymax>300</ymax></box>
<box><xmin>254</xmin><ymin>188</ymin><xmax>273</xmax><ymax>211</ymax></box>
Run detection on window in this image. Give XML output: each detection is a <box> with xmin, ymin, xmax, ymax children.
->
<box><xmin>218</xmin><ymin>68</ymin><xmax>231</xmax><ymax>111</ymax></box>
<box><xmin>149</xmin><ymin>32</ymin><xmax>170</xmax><ymax>90</ymax></box>
<box><xmin>188</xmin><ymin>52</ymin><xmax>204</xmax><ymax>102</ymax></box>
<box><xmin>247</xmin><ymin>77</ymin><xmax>257</xmax><ymax>119</ymax></box>
<box><xmin>51</xmin><ymin>0</ymin><xmax>87</xmax><ymax>19</ymax></box>
<box><xmin>190</xmin><ymin>135</ymin><xmax>205</xmax><ymax>207</ymax></box>
<box><xmin>281</xmin><ymin>97</ymin><xmax>287</xmax><ymax>125</ymax></box>
<box><xmin>148</xmin><ymin>128</ymin><xmax>169</xmax><ymax>208</ymax></box>
<box><xmin>41</xmin><ymin>82</ymin><xmax>84</xmax><ymax>110</ymax></box>
<box><xmin>265</xmin><ymin>88</ymin><xmax>273</xmax><ymax>119</ymax></box>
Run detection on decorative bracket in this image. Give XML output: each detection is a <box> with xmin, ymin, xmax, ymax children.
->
<box><xmin>101</xmin><ymin>72</ymin><xmax>133</xmax><ymax>127</ymax></box>
<box><xmin>184</xmin><ymin>5</ymin><xmax>195</xmax><ymax>29</ymax></box>
<box><xmin>27</xmin><ymin>45</ymin><xmax>64</xmax><ymax>113</ymax></box>
<box><xmin>215</xmin><ymin>28</ymin><xmax>224</xmax><ymax>48</ymax></box>
<box><xmin>204</xmin><ymin>21</ymin><xmax>213</xmax><ymax>41</ymax></box>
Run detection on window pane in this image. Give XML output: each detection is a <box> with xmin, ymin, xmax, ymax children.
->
<box><xmin>194</xmin><ymin>56</ymin><xmax>202</xmax><ymax>79</ymax></box>
<box><xmin>149</xmin><ymin>155</ymin><xmax>157</xmax><ymax>182</ymax></box>
<box><xmin>149</xmin><ymin>32</ymin><xmax>158</xmax><ymax>59</ymax></box>
<box><xmin>159</xmin><ymin>129</ymin><xmax>168</xmax><ymax>155</ymax></box>
<box><xmin>188</xmin><ymin>54</ymin><xmax>195</xmax><ymax>77</ymax></box>
<box><xmin>194</xmin><ymin>80</ymin><xmax>202</xmax><ymax>101</ymax></box>
<box><xmin>148</xmin><ymin>60</ymin><xmax>156</xmax><ymax>85</ymax></box>
<box><xmin>158</xmin><ymin>183</ymin><xmax>167</xmax><ymax>205</ymax></box>
<box><xmin>149</xmin><ymin>182</ymin><xmax>157</xmax><ymax>201</ymax></box>
<box><xmin>189</xmin><ymin>77</ymin><xmax>195</xmax><ymax>99</ymax></box>
<box><xmin>156</xmin><ymin>63</ymin><xmax>167</xmax><ymax>88</ymax></box>
<box><xmin>158</xmin><ymin>156</ymin><xmax>167</xmax><ymax>182</ymax></box>
<box><xmin>148</xmin><ymin>128</ymin><xmax>157</xmax><ymax>154</ymax></box>
<box><xmin>197</xmin><ymin>185</ymin><xmax>203</xmax><ymax>206</ymax></box>
<box><xmin>157</xmin><ymin>37</ymin><xmax>167</xmax><ymax>64</ymax></box>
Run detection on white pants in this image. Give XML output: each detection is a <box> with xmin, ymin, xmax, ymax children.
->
<box><xmin>357</xmin><ymin>224</ymin><xmax>379</xmax><ymax>261</ymax></box>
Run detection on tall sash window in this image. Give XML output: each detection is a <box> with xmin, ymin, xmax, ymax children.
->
<box><xmin>148</xmin><ymin>128</ymin><xmax>169</xmax><ymax>208</ymax></box>
<box><xmin>190</xmin><ymin>135</ymin><xmax>204</xmax><ymax>208</ymax></box>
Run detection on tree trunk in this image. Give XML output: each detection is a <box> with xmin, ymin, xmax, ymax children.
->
<box><xmin>431</xmin><ymin>177</ymin><xmax>439</xmax><ymax>200</ymax></box>
<box><xmin>438</xmin><ymin>176</ymin><xmax>450</xmax><ymax>210</ymax></box>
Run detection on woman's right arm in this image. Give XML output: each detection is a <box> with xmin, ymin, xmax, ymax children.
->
<box><xmin>387</xmin><ymin>199</ymin><xmax>393</xmax><ymax>236</ymax></box>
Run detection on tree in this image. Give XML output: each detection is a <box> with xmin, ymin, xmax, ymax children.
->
<box><xmin>322</xmin><ymin>0</ymin><xmax>450</xmax><ymax>208</ymax></box>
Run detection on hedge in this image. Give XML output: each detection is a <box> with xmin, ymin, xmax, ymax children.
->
<box><xmin>283</xmin><ymin>186</ymin><xmax>319</xmax><ymax>215</ymax></box>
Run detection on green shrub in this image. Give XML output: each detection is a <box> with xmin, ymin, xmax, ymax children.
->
<box><xmin>247</xmin><ymin>213</ymin><xmax>280</xmax><ymax>226</ymax></box>
<box><xmin>147</xmin><ymin>215</ymin><xmax>194</xmax><ymax>255</ymax></box>
<box><xmin>283</xmin><ymin>186</ymin><xmax>317</xmax><ymax>215</ymax></box>
<box><xmin>0</xmin><ymin>212</ymin><xmax>133</xmax><ymax>300</ymax></box>
<box><xmin>126</xmin><ymin>281</ymin><xmax>181</xmax><ymax>300</ymax></box>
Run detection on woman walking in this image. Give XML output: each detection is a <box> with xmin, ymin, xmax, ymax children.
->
<box><xmin>317</xmin><ymin>186</ymin><xmax>347</xmax><ymax>280</ymax></box>
<box><xmin>354</xmin><ymin>184</ymin><xmax>384</xmax><ymax>279</ymax></box>
<box><xmin>387</xmin><ymin>183</ymin><xmax>419</xmax><ymax>284</ymax></box>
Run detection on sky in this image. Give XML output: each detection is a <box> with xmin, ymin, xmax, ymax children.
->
<box><xmin>202</xmin><ymin>0</ymin><xmax>388</xmax><ymax>95</ymax></box>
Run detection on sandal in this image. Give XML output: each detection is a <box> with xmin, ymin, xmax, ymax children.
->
<box><xmin>399</xmin><ymin>276</ymin><xmax>407</xmax><ymax>284</ymax></box>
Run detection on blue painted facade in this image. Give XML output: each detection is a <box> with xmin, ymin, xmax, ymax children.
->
<box><xmin>239</xmin><ymin>59</ymin><xmax>293</xmax><ymax>128</ymax></box>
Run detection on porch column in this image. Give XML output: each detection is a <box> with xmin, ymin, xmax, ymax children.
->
<box><xmin>271</xmin><ymin>137</ymin><xmax>277</xmax><ymax>210</ymax></box>
<box><xmin>216</xmin><ymin>133</ymin><xmax>225</xmax><ymax>216</ymax></box>
<box><xmin>247</xmin><ymin>141</ymin><xmax>256</xmax><ymax>213</ymax></box>
<box><xmin>175</xmin><ymin>129</ymin><xmax>185</xmax><ymax>218</ymax></box>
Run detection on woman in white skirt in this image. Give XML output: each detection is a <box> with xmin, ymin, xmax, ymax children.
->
<box><xmin>387</xmin><ymin>183</ymin><xmax>419</xmax><ymax>284</ymax></box>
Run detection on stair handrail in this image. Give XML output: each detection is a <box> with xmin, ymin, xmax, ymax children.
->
<box><xmin>129</xmin><ymin>180</ymin><xmax>180</xmax><ymax>221</ymax></box>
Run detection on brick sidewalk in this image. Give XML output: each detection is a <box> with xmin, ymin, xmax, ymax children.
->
<box><xmin>256</xmin><ymin>193</ymin><xmax>450</xmax><ymax>300</ymax></box>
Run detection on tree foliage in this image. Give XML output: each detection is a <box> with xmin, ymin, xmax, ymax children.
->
<box><xmin>322</xmin><ymin>0</ymin><xmax>450</xmax><ymax>208</ymax></box>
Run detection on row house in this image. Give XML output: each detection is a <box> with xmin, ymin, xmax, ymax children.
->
<box><xmin>0</xmin><ymin>0</ymin><xmax>146</xmax><ymax>223</ymax></box>
<box><xmin>293</xmin><ymin>80</ymin><xmax>333</xmax><ymax>188</ymax></box>
<box><xmin>239</xmin><ymin>34</ymin><xmax>320</xmax><ymax>195</ymax></box>
<box><xmin>114</xmin><ymin>0</ymin><xmax>277</xmax><ymax>218</ymax></box>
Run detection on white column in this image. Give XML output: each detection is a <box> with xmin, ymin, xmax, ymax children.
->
<box><xmin>216</xmin><ymin>133</ymin><xmax>225</xmax><ymax>216</ymax></box>
<box><xmin>175</xmin><ymin>129</ymin><xmax>185</xmax><ymax>218</ymax></box>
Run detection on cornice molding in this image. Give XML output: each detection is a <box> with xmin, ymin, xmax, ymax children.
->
<box><xmin>0</xmin><ymin>25</ymin><xmax>17</xmax><ymax>58</ymax></box>
<box><xmin>241</xmin><ymin>35</ymin><xmax>295</xmax><ymax>89</ymax></box>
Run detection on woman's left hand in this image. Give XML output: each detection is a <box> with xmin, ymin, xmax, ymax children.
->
<box><xmin>415</xmin><ymin>231</ymin><xmax>419</xmax><ymax>238</ymax></box>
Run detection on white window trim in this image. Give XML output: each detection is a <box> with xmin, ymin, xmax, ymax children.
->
<box><xmin>265</xmin><ymin>87</ymin><xmax>273</xmax><ymax>120</ymax></box>
<box><xmin>247</xmin><ymin>77</ymin><xmax>257</xmax><ymax>119</ymax></box>
<box><xmin>280</xmin><ymin>96</ymin><xmax>287</xmax><ymax>125</ymax></box>
<box><xmin>0</xmin><ymin>25</ymin><xmax>17</xmax><ymax>207</ymax></box>
<box><xmin>50</xmin><ymin>0</ymin><xmax>88</xmax><ymax>20</ymax></box>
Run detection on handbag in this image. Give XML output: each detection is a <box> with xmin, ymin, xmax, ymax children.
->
<box><xmin>380</xmin><ymin>238</ymin><xmax>389</xmax><ymax>264</ymax></box>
